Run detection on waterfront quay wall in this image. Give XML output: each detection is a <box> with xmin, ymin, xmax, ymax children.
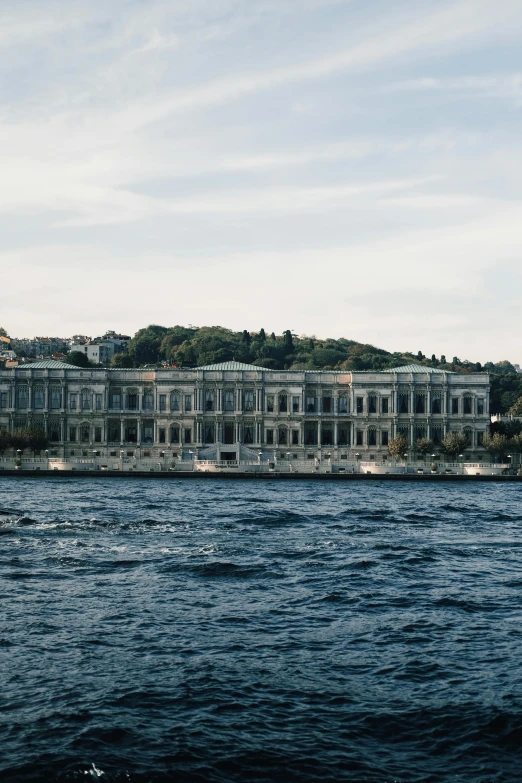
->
<box><xmin>0</xmin><ymin>456</ymin><xmax>511</xmax><ymax>479</ymax></box>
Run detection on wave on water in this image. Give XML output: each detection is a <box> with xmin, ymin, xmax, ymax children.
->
<box><xmin>2</xmin><ymin>477</ymin><xmax>522</xmax><ymax>783</ymax></box>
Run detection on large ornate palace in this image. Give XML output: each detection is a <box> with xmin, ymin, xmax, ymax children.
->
<box><xmin>0</xmin><ymin>360</ymin><xmax>491</xmax><ymax>463</ymax></box>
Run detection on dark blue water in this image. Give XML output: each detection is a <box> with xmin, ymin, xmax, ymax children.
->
<box><xmin>2</xmin><ymin>478</ymin><xmax>522</xmax><ymax>782</ymax></box>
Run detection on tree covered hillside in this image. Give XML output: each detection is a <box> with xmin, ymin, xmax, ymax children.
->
<box><xmin>124</xmin><ymin>324</ymin><xmax>522</xmax><ymax>414</ymax></box>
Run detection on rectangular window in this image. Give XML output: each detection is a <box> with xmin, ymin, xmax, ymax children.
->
<box><xmin>34</xmin><ymin>389</ymin><xmax>44</xmax><ymax>409</ymax></box>
<box><xmin>477</xmin><ymin>431</ymin><xmax>485</xmax><ymax>446</ymax></box>
<box><xmin>368</xmin><ymin>429</ymin><xmax>377</xmax><ymax>446</ymax></box>
<box><xmin>69</xmin><ymin>426</ymin><xmax>77</xmax><ymax>442</ymax></box>
<box><xmin>463</xmin><ymin>397</ymin><xmax>472</xmax><ymax>415</ymax></box>
<box><xmin>292</xmin><ymin>396</ymin><xmax>299</xmax><ymax>413</ymax></box>
<box><xmin>94</xmin><ymin>427</ymin><xmax>102</xmax><ymax>443</ymax></box>
<box><xmin>306</xmin><ymin>396</ymin><xmax>316</xmax><ymax>413</ymax></box>
<box><xmin>477</xmin><ymin>399</ymin><xmax>484</xmax><ymax>415</ymax></box>
<box><xmin>109</xmin><ymin>392</ymin><xmax>120</xmax><ymax>410</ymax></box>
<box><xmin>184</xmin><ymin>428</ymin><xmax>192</xmax><ymax>444</ymax></box>
<box><xmin>95</xmin><ymin>393</ymin><xmax>103</xmax><ymax>411</ymax></box>
<box><xmin>159</xmin><ymin>428</ymin><xmax>166</xmax><ymax>443</ymax></box>
<box><xmin>184</xmin><ymin>395</ymin><xmax>192</xmax><ymax>412</ymax></box>
<box><xmin>81</xmin><ymin>424</ymin><xmax>90</xmax><ymax>443</ymax></box>
<box><xmin>356</xmin><ymin>430</ymin><xmax>363</xmax><ymax>446</ymax></box>
<box><xmin>323</xmin><ymin>396</ymin><xmax>332</xmax><ymax>413</ymax></box>
<box><xmin>171</xmin><ymin>426</ymin><xmax>180</xmax><ymax>444</ymax></box>
<box><xmin>143</xmin><ymin>425</ymin><xmax>153</xmax><ymax>444</ymax></box>
<box><xmin>82</xmin><ymin>390</ymin><xmax>90</xmax><ymax>410</ymax></box>
<box><xmin>382</xmin><ymin>430</ymin><xmax>389</xmax><ymax>446</ymax></box>
<box><xmin>415</xmin><ymin>394</ymin><xmax>425</xmax><ymax>414</ymax></box>
<box><xmin>266</xmin><ymin>429</ymin><xmax>274</xmax><ymax>445</ymax></box>
<box><xmin>0</xmin><ymin>392</ymin><xmax>7</xmax><ymax>409</ymax></box>
<box><xmin>266</xmin><ymin>395</ymin><xmax>274</xmax><ymax>413</ymax></box>
<box><xmin>292</xmin><ymin>430</ymin><xmax>299</xmax><ymax>445</ymax></box>
<box><xmin>339</xmin><ymin>396</ymin><xmax>348</xmax><ymax>414</ymax></box>
<box><xmin>279</xmin><ymin>394</ymin><xmax>288</xmax><ymax>413</ymax></box>
<box><xmin>432</xmin><ymin>397</ymin><xmax>441</xmax><ymax>414</ymax></box>
<box><xmin>244</xmin><ymin>425</ymin><xmax>254</xmax><ymax>444</ymax></box>
<box><xmin>143</xmin><ymin>393</ymin><xmax>153</xmax><ymax>411</ymax></box>
<box><xmin>381</xmin><ymin>398</ymin><xmax>389</xmax><ymax>414</ymax></box>
<box><xmin>244</xmin><ymin>391</ymin><xmax>254</xmax><ymax>411</ymax></box>
<box><xmin>127</xmin><ymin>393</ymin><xmax>137</xmax><ymax>410</ymax></box>
<box><xmin>356</xmin><ymin>397</ymin><xmax>363</xmax><ymax>414</ymax></box>
<box><xmin>368</xmin><ymin>396</ymin><xmax>377</xmax><ymax>414</ymax></box>
<box><xmin>171</xmin><ymin>392</ymin><xmax>180</xmax><ymax>411</ymax></box>
<box><xmin>159</xmin><ymin>394</ymin><xmax>166</xmax><ymax>411</ymax></box>
<box><xmin>451</xmin><ymin>398</ymin><xmax>459</xmax><ymax>415</ymax></box>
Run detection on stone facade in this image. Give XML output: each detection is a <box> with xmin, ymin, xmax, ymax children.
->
<box><xmin>0</xmin><ymin>361</ymin><xmax>491</xmax><ymax>461</ymax></box>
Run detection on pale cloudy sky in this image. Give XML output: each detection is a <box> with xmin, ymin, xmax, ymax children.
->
<box><xmin>2</xmin><ymin>0</ymin><xmax>522</xmax><ymax>362</ymax></box>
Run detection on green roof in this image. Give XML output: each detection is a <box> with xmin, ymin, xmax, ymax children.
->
<box><xmin>384</xmin><ymin>364</ymin><xmax>452</xmax><ymax>374</ymax></box>
<box><xmin>15</xmin><ymin>360</ymin><xmax>71</xmax><ymax>370</ymax></box>
<box><xmin>197</xmin><ymin>361</ymin><xmax>265</xmax><ymax>371</ymax></box>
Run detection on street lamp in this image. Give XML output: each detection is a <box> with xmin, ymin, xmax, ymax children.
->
<box><xmin>120</xmin><ymin>449</ymin><xmax>124</xmax><ymax>472</ymax></box>
<box><xmin>92</xmin><ymin>449</ymin><xmax>97</xmax><ymax>470</ymax></box>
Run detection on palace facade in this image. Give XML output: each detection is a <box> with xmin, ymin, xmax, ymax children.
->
<box><xmin>0</xmin><ymin>360</ymin><xmax>491</xmax><ymax>462</ymax></box>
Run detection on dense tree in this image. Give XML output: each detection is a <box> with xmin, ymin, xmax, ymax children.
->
<box><xmin>128</xmin><ymin>325</ymin><xmax>169</xmax><ymax>364</ymax></box>
<box><xmin>0</xmin><ymin>428</ymin><xmax>10</xmax><ymax>453</ymax></box>
<box><xmin>441</xmin><ymin>432</ymin><xmax>469</xmax><ymax>457</ymax></box>
<box><xmin>111</xmin><ymin>353</ymin><xmax>134</xmax><ymax>368</ymax></box>
<box><xmin>9</xmin><ymin>428</ymin><xmax>31</xmax><ymax>452</ymax></box>
<box><xmin>415</xmin><ymin>437</ymin><xmax>434</xmax><ymax>457</ymax></box>
<box><xmin>388</xmin><ymin>434</ymin><xmax>408</xmax><ymax>461</ymax></box>
<box><xmin>483</xmin><ymin>432</ymin><xmax>510</xmax><ymax>461</ymax></box>
<box><xmin>0</xmin><ymin>327</ymin><xmax>8</xmax><ymax>337</ymax></box>
<box><xmin>65</xmin><ymin>351</ymin><xmax>91</xmax><ymax>368</ymax></box>
<box><xmin>508</xmin><ymin>396</ymin><xmax>522</xmax><ymax>417</ymax></box>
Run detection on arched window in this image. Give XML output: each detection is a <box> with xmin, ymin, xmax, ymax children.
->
<box><xmin>33</xmin><ymin>387</ymin><xmax>44</xmax><ymax>409</ymax></box>
<box><xmin>142</xmin><ymin>389</ymin><xmax>153</xmax><ymax>410</ymax></box>
<box><xmin>244</xmin><ymin>390</ymin><xmax>254</xmax><ymax>411</ymax></box>
<box><xmin>48</xmin><ymin>418</ymin><xmax>61</xmax><ymax>442</ymax></box>
<box><xmin>463</xmin><ymin>427</ymin><xmax>473</xmax><ymax>447</ymax></box>
<box><xmin>170</xmin><ymin>425</ymin><xmax>180</xmax><ymax>443</ymax></box>
<box><xmin>170</xmin><ymin>391</ymin><xmax>180</xmax><ymax>411</ymax></box>
<box><xmin>463</xmin><ymin>395</ymin><xmax>473</xmax><ymax>415</ymax></box>
<box><xmin>398</xmin><ymin>426</ymin><xmax>409</xmax><ymax>442</ymax></box>
<box><xmin>278</xmin><ymin>426</ymin><xmax>288</xmax><ymax>445</ymax></box>
<box><xmin>81</xmin><ymin>389</ymin><xmax>90</xmax><ymax>410</ymax></box>
<box><xmin>415</xmin><ymin>393</ymin><xmax>426</xmax><ymax>414</ymax></box>
<box><xmin>368</xmin><ymin>427</ymin><xmax>377</xmax><ymax>446</ymax></box>
<box><xmin>50</xmin><ymin>387</ymin><xmax>61</xmax><ymax>409</ymax></box>
<box><xmin>368</xmin><ymin>395</ymin><xmax>377</xmax><ymax>414</ymax></box>
<box><xmin>205</xmin><ymin>390</ymin><xmax>215</xmax><ymax>412</ymax></box>
<box><xmin>432</xmin><ymin>426</ymin><xmax>443</xmax><ymax>445</ymax></box>
<box><xmin>16</xmin><ymin>386</ymin><xmax>28</xmax><ymax>409</ymax></box>
<box><xmin>398</xmin><ymin>393</ymin><xmax>409</xmax><ymax>414</ymax></box>
<box><xmin>279</xmin><ymin>393</ymin><xmax>288</xmax><ymax>413</ymax></box>
<box><xmin>339</xmin><ymin>395</ymin><xmax>349</xmax><ymax>414</ymax></box>
<box><xmin>110</xmin><ymin>388</ymin><xmax>121</xmax><ymax>410</ymax></box>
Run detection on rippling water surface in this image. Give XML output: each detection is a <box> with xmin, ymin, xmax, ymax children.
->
<box><xmin>2</xmin><ymin>477</ymin><xmax>522</xmax><ymax>782</ymax></box>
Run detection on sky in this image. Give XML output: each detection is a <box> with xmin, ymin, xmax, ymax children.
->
<box><xmin>1</xmin><ymin>0</ymin><xmax>522</xmax><ymax>363</ymax></box>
